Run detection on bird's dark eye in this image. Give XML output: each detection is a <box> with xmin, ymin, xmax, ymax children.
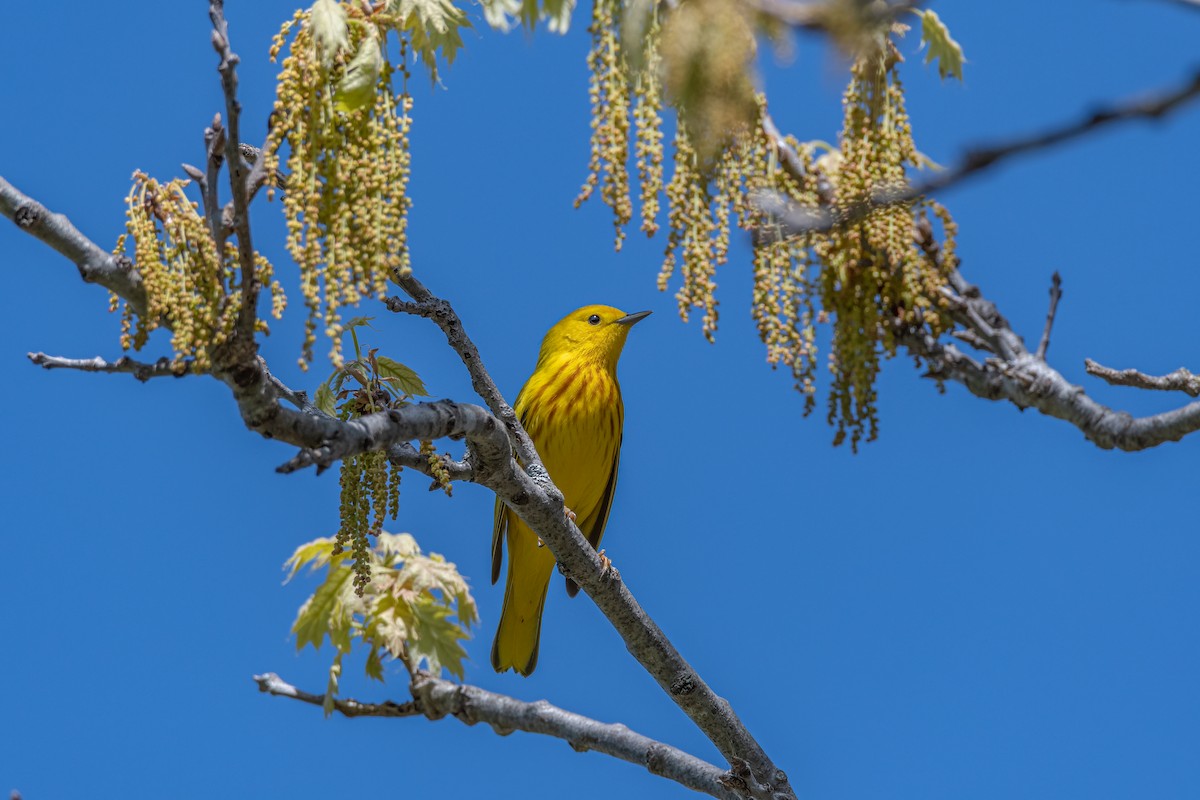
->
<box><xmin>587</xmin><ymin>314</ymin><xmax>601</xmax><ymax>325</ymax></box>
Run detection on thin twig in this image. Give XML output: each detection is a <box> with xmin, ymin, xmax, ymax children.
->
<box><xmin>384</xmin><ymin>280</ymin><xmax>544</xmax><ymax>475</ymax></box>
<box><xmin>1036</xmin><ymin>272</ymin><xmax>1063</xmax><ymax>360</ymax></box>
<box><xmin>1084</xmin><ymin>359</ymin><xmax>1200</xmax><ymax>396</ymax></box>
<box><xmin>203</xmin><ymin>114</ymin><xmax>227</xmax><ymax>258</ymax></box>
<box><xmin>254</xmin><ymin>672</ymin><xmax>419</xmax><ymax>717</ymax></box>
<box><xmin>209</xmin><ymin>0</ymin><xmax>259</xmax><ymax>341</ymax></box>
<box><xmin>762</xmin><ymin>67</ymin><xmax>1200</xmax><ymax>234</ymax></box>
<box><xmin>27</xmin><ymin>353</ymin><xmax>193</xmax><ymax>381</ymax></box>
<box><xmin>255</xmin><ymin>672</ymin><xmax>742</xmax><ymax>800</ymax></box>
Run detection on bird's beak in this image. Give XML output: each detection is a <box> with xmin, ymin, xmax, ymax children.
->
<box><xmin>615</xmin><ymin>310</ymin><xmax>652</xmax><ymax>327</ymax></box>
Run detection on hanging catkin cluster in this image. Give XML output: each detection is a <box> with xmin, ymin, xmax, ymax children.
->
<box><xmin>265</xmin><ymin>6</ymin><xmax>413</xmax><ymax>370</ymax></box>
<box><xmin>809</xmin><ymin>47</ymin><xmax>956</xmax><ymax>448</ymax></box>
<box><xmin>575</xmin><ymin>0</ymin><xmax>958</xmax><ymax>447</ymax></box>
<box><xmin>112</xmin><ymin>172</ymin><xmax>283</xmax><ymax>371</ymax></box>
<box><xmin>575</xmin><ymin>0</ymin><xmax>633</xmax><ymax>249</ymax></box>
<box><xmin>336</xmin><ymin>449</ymin><xmax>402</xmax><ymax>595</ymax></box>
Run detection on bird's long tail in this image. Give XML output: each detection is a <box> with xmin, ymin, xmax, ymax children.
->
<box><xmin>491</xmin><ymin>518</ymin><xmax>556</xmax><ymax>676</ymax></box>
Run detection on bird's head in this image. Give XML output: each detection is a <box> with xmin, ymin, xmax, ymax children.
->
<box><xmin>538</xmin><ymin>305</ymin><xmax>651</xmax><ymax>373</ymax></box>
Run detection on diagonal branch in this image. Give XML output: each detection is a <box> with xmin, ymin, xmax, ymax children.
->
<box><xmin>0</xmin><ymin>176</ymin><xmax>146</xmax><ymax>313</ymax></box>
<box><xmin>761</xmin><ymin>66</ymin><xmax>1200</xmax><ymax>234</ymax></box>
<box><xmin>255</xmin><ymin>672</ymin><xmax>741</xmax><ymax>800</ymax></box>
<box><xmin>27</xmin><ymin>352</ymin><xmax>194</xmax><ymax>381</ymax></box>
<box><xmin>4</xmin><ymin>176</ymin><xmax>795</xmax><ymax>800</ymax></box>
<box><xmin>906</xmin><ymin>229</ymin><xmax>1200</xmax><ymax>450</ymax></box>
<box><xmin>385</xmin><ymin>278</ymin><xmax>545</xmax><ymax>475</ymax></box>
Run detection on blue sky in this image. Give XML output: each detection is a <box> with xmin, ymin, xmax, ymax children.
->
<box><xmin>3</xmin><ymin>2</ymin><xmax>1200</xmax><ymax>798</ymax></box>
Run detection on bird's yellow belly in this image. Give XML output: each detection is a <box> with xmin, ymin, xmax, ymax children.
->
<box><xmin>536</xmin><ymin>402</ymin><xmax>619</xmax><ymax>520</ymax></box>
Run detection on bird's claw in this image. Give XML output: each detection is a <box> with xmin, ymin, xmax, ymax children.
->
<box><xmin>565</xmin><ymin>507</ymin><xmax>577</xmax><ymax>524</ymax></box>
<box><xmin>597</xmin><ymin>549</ymin><xmax>617</xmax><ymax>580</ymax></box>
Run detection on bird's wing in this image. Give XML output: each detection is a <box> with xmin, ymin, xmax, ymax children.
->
<box><xmin>491</xmin><ymin>494</ymin><xmax>507</xmax><ymax>585</ymax></box>
<box><xmin>493</xmin><ymin>386</ymin><xmax>534</xmax><ymax>585</ymax></box>
<box><xmin>566</xmin><ymin>429</ymin><xmax>622</xmax><ymax>598</ymax></box>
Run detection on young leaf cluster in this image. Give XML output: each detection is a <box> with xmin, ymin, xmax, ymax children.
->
<box><xmin>315</xmin><ymin>318</ymin><xmax>430</xmax><ymax>593</ymax></box>
<box><xmin>111</xmin><ymin>172</ymin><xmax>283</xmax><ymax>371</ymax></box>
<box><xmin>808</xmin><ymin>45</ymin><xmax>958</xmax><ymax>448</ymax></box>
<box><xmin>287</xmin><ymin>532</ymin><xmax>478</xmax><ymax>715</ymax></box>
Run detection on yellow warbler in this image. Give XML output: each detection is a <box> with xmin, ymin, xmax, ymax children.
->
<box><xmin>491</xmin><ymin>305</ymin><xmax>651</xmax><ymax>676</ymax></box>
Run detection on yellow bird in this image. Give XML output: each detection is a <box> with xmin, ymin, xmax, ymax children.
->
<box><xmin>491</xmin><ymin>305</ymin><xmax>651</xmax><ymax>676</ymax></box>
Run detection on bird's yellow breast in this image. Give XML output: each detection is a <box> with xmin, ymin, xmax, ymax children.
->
<box><xmin>517</xmin><ymin>360</ymin><xmax>623</xmax><ymax>522</ymax></box>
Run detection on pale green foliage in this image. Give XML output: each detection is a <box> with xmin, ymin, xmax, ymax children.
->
<box><xmin>918</xmin><ymin>10</ymin><xmax>965</xmax><ymax>81</ymax></box>
<box><xmin>311</xmin><ymin>0</ymin><xmax>349</xmax><ymax>67</ymax></box>
<box><xmin>389</xmin><ymin>0</ymin><xmax>470</xmax><ymax>78</ymax></box>
<box><xmin>287</xmin><ymin>533</ymin><xmax>478</xmax><ymax>714</ymax></box>
<box><xmin>480</xmin><ymin>0</ymin><xmax>575</xmax><ymax>33</ymax></box>
<box><xmin>335</xmin><ymin>26</ymin><xmax>383</xmax><ymax>111</ymax></box>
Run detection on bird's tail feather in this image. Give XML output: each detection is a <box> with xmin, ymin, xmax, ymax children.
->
<box><xmin>491</xmin><ymin>520</ymin><xmax>556</xmax><ymax>676</ymax></box>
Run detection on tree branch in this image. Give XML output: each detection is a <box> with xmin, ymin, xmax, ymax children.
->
<box><xmin>4</xmin><ymin>176</ymin><xmax>793</xmax><ymax>799</ymax></box>
<box><xmin>756</xmin><ymin>108</ymin><xmax>1200</xmax><ymax>452</ymax></box>
<box><xmin>0</xmin><ymin>176</ymin><xmax>146</xmax><ymax>314</ymax></box>
<box><xmin>760</xmin><ymin>66</ymin><xmax>1200</xmax><ymax>234</ymax></box>
<box><xmin>255</xmin><ymin>672</ymin><xmax>742</xmax><ymax>800</ymax></box>
<box><xmin>1036</xmin><ymin>272</ymin><xmax>1063</xmax><ymax>360</ymax></box>
<box><xmin>254</xmin><ymin>671</ymin><xmax>420</xmax><ymax>717</ymax></box>
<box><xmin>385</xmin><ymin>278</ymin><xmax>545</xmax><ymax>476</ymax></box>
<box><xmin>27</xmin><ymin>352</ymin><xmax>193</xmax><ymax>381</ymax></box>
<box><xmin>209</xmin><ymin>0</ymin><xmax>259</xmax><ymax>341</ymax></box>
<box><xmin>1084</xmin><ymin>359</ymin><xmax>1200</xmax><ymax>397</ymax></box>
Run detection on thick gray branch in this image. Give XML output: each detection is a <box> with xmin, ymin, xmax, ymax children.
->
<box><xmin>0</xmin><ymin>176</ymin><xmax>146</xmax><ymax>314</ymax></box>
<box><xmin>1084</xmin><ymin>359</ymin><xmax>1200</xmax><ymax>397</ymax></box>
<box><xmin>256</xmin><ymin>672</ymin><xmax>740</xmax><ymax>800</ymax></box>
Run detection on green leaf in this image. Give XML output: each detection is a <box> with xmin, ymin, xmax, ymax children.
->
<box><xmin>374</xmin><ymin>356</ymin><xmax>429</xmax><ymax>397</ymax></box>
<box><xmin>283</xmin><ymin>536</ymin><xmax>340</xmax><ymax>582</ymax></box>
<box><xmin>314</xmin><ymin>381</ymin><xmax>337</xmax><ymax>416</ymax></box>
<box><xmin>369</xmin><ymin>594</ymin><xmax>413</xmax><ymax>658</ymax></box>
<box><xmin>389</xmin><ymin>549</ymin><xmax>478</xmax><ymax>630</ymax></box>
<box><xmin>388</xmin><ymin>0</ymin><xmax>471</xmax><ymax>80</ymax></box>
<box><xmin>335</xmin><ymin>27</ymin><xmax>383</xmax><ymax>112</ymax></box>
<box><xmin>376</xmin><ymin>531</ymin><xmax>421</xmax><ymax>562</ymax></box>
<box><xmin>345</xmin><ymin>316</ymin><xmax>376</xmax><ymax>330</ymax></box>
<box><xmin>479</xmin><ymin>0</ymin><xmax>574</xmax><ymax>32</ymax></box>
<box><xmin>406</xmin><ymin>595</ymin><xmax>471</xmax><ymax>679</ymax></box>
<box><xmin>291</xmin><ymin>564</ymin><xmax>358</xmax><ymax>651</ymax></box>
<box><xmin>365</xmin><ymin>643</ymin><xmax>385</xmax><ymax>681</ymax></box>
<box><xmin>311</xmin><ymin>0</ymin><xmax>349</xmax><ymax>68</ymax></box>
<box><xmin>918</xmin><ymin>10</ymin><xmax>965</xmax><ymax>82</ymax></box>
